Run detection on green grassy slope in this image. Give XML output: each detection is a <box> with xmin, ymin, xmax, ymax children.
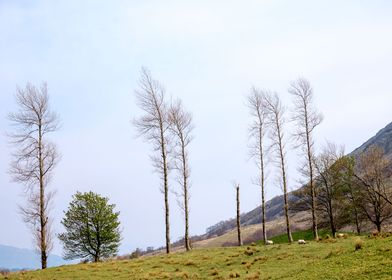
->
<box><xmin>3</xmin><ymin>234</ymin><xmax>392</xmax><ymax>280</ymax></box>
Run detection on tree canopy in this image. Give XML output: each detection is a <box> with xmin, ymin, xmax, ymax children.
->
<box><xmin>58</xmin><ymin>191</ymin><xmax>121</xmax><ymax>262</ymax></box>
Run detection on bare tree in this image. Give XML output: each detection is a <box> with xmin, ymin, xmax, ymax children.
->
<box><xmin>354</xmin><ymin>146</ymin><xmax>392</xmax><ymax>207</ymax></box>
<box><xmin>134</xmin><ymin>68</ymin><xmax>171</xmax><ymax>253</ymax></box>
<box><xmin>8</xmin><ymin>83</ymin><xmax>60</xmax><ymax>269</ymax></box>
<box><xmin>168</xmin><ymin>99</ymin><xmax>194</xmax><ymax>251</ymax></box>
<box><xmin>354</xmin><ymin>146</ymin><xmax>392</xmax><ymax>232</ymax></box>
<box><xmin>290</xmin><ymin>78</ymin><xmax>323</xmax><ymax>240</ymax></box>
<box><xmin>235</xmin><ymin>183</ymin><xmax>243</xmax><ymax>246</ymax></box>
<box><xmin>264</xmin><ymin>93</ymin><xmax>293</xmax><ymax>243</ymax></box>
<box><xmin>314</xmin><ymin>143</ymin><xmax>344</xmax><ymax>237</ymax></box>
<box><xmin>247</xmin><ymin>88</ymin><xmax>269</xmax><ymax>244</ymax></box>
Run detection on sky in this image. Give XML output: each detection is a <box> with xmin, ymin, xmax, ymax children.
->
<box><xmin>0</xmin><ymin>0</ymin><xmax>392</xmax><ymax>256</ymax></box>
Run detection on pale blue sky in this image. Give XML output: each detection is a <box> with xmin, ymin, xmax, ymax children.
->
<box><xmin>1</xmin><ymin>0</ymin><xmax>392</xmax><ymax>256</ymax></box>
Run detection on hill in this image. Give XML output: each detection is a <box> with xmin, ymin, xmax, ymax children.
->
<box><xmin>3</xmin><ymin>234</ymin><xmax>392</xmax><ymax>279</ymax></box>
<box><xmin>351</xmin><ymin>121</ymin><xmax>392</xmax><ymax>158</ymax></box>
<box><xmin>205</xmin><ymin>121</ymin><xmax>392</xmax><ymax>239</ymax></box>
<box><xmin>0</xmin><ymin>245</ymin><xmax>70</xmax><ymax>270</ymax></box>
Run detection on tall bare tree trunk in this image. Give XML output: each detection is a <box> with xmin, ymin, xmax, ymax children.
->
<box><xmin>290</xmin><ymin>78</ymin><xmax>323</xmax><ymax>241</ymax></box>
<box><xmin>236</xmin><ymin>184</ymin><xmax>243</xmax><ymax>246</ymax></box>
<box><xmin>247</xmin><ymin>89</ymin><xmax>268</xmax><ymax>244</ymax></box>
<box><xmin>161</xmin><ymin>131</ymin><xmax>170</xmax><ymax>254</ymax></box>
<box><xmin>184</xmin><ymin>192</ymin><xmax>190</xmax><ymax>250</ymax></box>
<box><xmin>168</xmin><ymin>100</ymin><xmax>193</xmax><ymax>252</ymax></box>
<box><xmin>278</xmin><ymin>137</ymin><xmax>293</xmax><ymax>243</ymax></box>
<box><xmin>38</xmin><ymin>124</ymin><xmax>48</xmax><ymax>269</ymax></box>
<box><xmin>134</xmin><ymin>68</ymin><xmax>172</xmax><ymax>254</ymax></box>
<box><xmin>265</xmin><ymin>93</ymin><xmax>293</xmax><ymax>243</ymax></box>
<box><xmin>182</xmin><ymin>144</ymin><xmax>190</xmax><ymax>251</ymax></box>
<box><xmin>260</xmin><ymin>136</ymin><xmax>267</xmax><ymax>244</ymax></box>
<box><xmin>304</xmin><ymin>101</ymin><xmax>319</xmax><ymax>241</ymax></box>
<box><xmin>9</xmin><ymin>83</ymin><xmax>59</xmax><ymax>269</ymax></box>
<box><xmin>308</xmin><ymin>142</ymin><xmax>319</xmax><ymax>241</ymax></box>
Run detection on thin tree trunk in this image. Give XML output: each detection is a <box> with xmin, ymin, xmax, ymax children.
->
<box><xmin>307</xmin><ymin>140</ymin><xmax>318</xmax><ymax>241</ymax></box>
<box><xmin>349</xmin><ymin>187</ymin><xmax>361</xmax><ymax>235</ymax></box>
<box><xmin>376</xmin><ymin>223</ymin><xmax>381</xmax><ymax>233</ymax></box>
<box><xmin>328</xmin><ymin>207</ymin><xmax>336</xmax><ymax>238</ymax></box>
<box><xmin>160</xmin><ymin>126</ymin><xmax>170</xmax><ymax>254</ymax></box>
<box><xmin>375</xmin><ymin>205</ymin><xmax>382</xmax><ymax>233</ymax></box>
<box><xmin>282</xmin><ymin>180</ymin><xmax>293</xmax><ymax>243</ymax></box>
<box><xmin>236</xmin><ymin>185</ymin><xmax>242</xmax><ymax>246</ymax></box>
<box><xmin>259</xmin><ymin>128</ymin><xmax>267</xmax><ymax>244</ymax></box>
<box><xmin>38</xmin><ymin>122</ymin><xmax>47</xmax><ymax>269</ymax></box>
<box><xmin>354</xmin><ymin>207</ymin><xmax>361</xmax><ymax>235</ymax></box>
<box><xmin>181</xmin><ymin>143</ymin><xmax>190</xmax><ymax>251</ymax></box>
<box><xmin>304</xmin><ymin>101</ymin><xmax>319</xmax><ymax>241</ymax></box>
<box><xmin>277</xmin><ymin>128</ymin><xmax>293</xmax><ymax>243</ymax></box>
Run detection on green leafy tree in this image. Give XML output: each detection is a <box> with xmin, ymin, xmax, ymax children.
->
<box><xmin>58</xmin><ymin>192</ymin><xmax>121</xmax><ymax>262</ymax></box>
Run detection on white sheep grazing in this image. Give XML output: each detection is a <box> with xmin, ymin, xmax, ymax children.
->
<box><xmin>266</xmin><ymin>240</ymin><xmax>274</xmax><ymax>245</ymax></box>
<box><xmin>298</xmin><ymin>239</ymin><xmax>306</xmax><ymax>244</ymax></box>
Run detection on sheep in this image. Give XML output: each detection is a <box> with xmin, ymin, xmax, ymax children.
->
<box><xmin>337</xmin><ymin>233</ymin><xmax>345</xmax><ymax>238</ymax></box>
<box><xmin>298</xmin><ymin>239</ymin><xmax>306</xmax><ymax>244</ymax></box>
<box><xmin>266</xmin><ymin>240</ymin><xmax>274</xmax><ymax>245</ymax></box>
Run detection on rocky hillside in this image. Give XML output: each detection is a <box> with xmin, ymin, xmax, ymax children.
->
<box><xmin>205</xmin><ymin>121</ymin><xmax>392</xmax><ymax>238</ymax></box>
<box><xmin>351</xmin><ymin>122</ymin><xmax>392</xmax><ymax>158</ymax></box>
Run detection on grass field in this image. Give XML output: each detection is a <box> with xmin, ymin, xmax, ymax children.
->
<box><xmin>3</xmin><ymin>232</ymin><xmax>392</xmax><ymax>279</ymax></box>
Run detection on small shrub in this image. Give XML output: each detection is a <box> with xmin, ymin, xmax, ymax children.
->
<box><xmin>185</xmin><ymin>260</ymin><xmax>196</xmax><ymax>266</ymax></box>
<box><xmin>245</xmin><ymin>271</ymin><xmax>261</xmax><ymax>280</ymax></box>
<box><xmin>320</xmin><ymin>238</ymin><xmax>337</xmax><ymax>244</ymax></box>
<box><xmin>229</xmin><ymin>271</ymin><xmax>241</xmax><ymax>278</ymax></box>
<box><xmin>371</xmin><ymin>230</ymin><xmax>379</xmax><ymax>238</ymax></box>
<box><xmin>252</xmin><ymin>256</ymin><xmax>268</xmax><ymax>264</ymax></box>
<box><xmin>211</xmin><ymin>268</ymin><xmax>219</xmax><ymax>276</ymax></box>
<box><xmin>355</xmin><ymin>238</ymin><xmax>364</xmax><ymax>251</ymax></box>
<box><xmin>130</xmin><ymin>248</ymin><xmax>143</xmax><ymax>259</ymax></box>
<box><xmin>244</xmin><ymin>249</ymin><xmax>254</xmax><ymax>256</ymax></box>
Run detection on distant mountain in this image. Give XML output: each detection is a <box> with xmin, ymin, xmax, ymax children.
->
<box><xmin>0</xmin><ymin>244</ymin><xmax>71</xmax><ymax>270</ymax></box>
<box><xmin>351</xmin><ymin>122</ymin><xmax>392</xmax><ymax>159</ymax></box>
<box><xmin>205</xmin><ymin>121</ymin><xmax>392</xmax><ymax>237</ymax></box>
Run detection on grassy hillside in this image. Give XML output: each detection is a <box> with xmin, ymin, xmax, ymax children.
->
<box><xmin>3</xmin><ymin>233</ymin><xmax>392</xmax><ymax>279</ymax></box>
<box><xmin>195</xmin><ymin>212</ymin><xmax>311</xmax><ymax>248</ymax></box>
